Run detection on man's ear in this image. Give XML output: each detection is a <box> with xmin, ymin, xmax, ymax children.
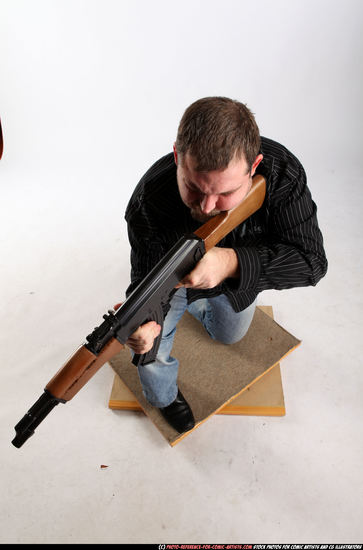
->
<box><xmin>251</xmin><ymin>153</ymin><xmax>263</xmax><ymax>176</ymax></box>
<box><xmin>173</xmin><ymin>143</ymin><xmax>178</xmax><ymax>165</ymax></box>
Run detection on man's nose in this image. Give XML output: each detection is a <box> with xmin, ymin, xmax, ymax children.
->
<box><xmin>200</xmin><ymin>194</ymin><xmax>217</xmax><ymax>213</ymax></box>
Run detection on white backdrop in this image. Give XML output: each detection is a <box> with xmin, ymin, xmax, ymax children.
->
<box><xmin>1</xmin><ymin>0</ymin><xmax>363</xmax><ymax>544</ymax></box>
<box><xmin>2</xmin><ymin>0</ymin><xmax>362</xmax><ymax>177</ymax></box>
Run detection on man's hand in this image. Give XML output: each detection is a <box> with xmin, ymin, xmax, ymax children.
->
<box><xmin>175</xmin><ymin>247</ymin><xmax>240</xmax><ymax>289</ymax></box>
<box><xmin>126</xmin><ymin>321</ymin><xmax>161</xmax><ymax>354</ymax></box>
<box><xmin>113</xmin><ymin>303</ymin><xmax>161</xmax><ymax>355</ymax></box>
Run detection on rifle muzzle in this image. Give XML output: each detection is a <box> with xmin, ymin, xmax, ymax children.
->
<box><xmin>12</xmin><ymin>391</ymin><xmax>63</xmax><ymax>448</ymax></box>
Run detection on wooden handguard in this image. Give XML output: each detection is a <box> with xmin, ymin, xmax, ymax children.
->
<box><xmin>194</xmin><ymin>174</ymin><xmax>266</xmax><ymax>252</ymax></box>
<box><xmin>46</xmin><ymin>338</ymin><xmax>124</xmax><ymax>401</ymax></box>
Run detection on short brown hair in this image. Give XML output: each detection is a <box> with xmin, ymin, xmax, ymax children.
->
<box><xmin>175</xmin><ymin>96</ymin><xmax>261</xmax><ymax>172</ymax></box>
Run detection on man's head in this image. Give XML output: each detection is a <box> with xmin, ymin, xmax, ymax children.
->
<box><xmin>174</xmin><ymin>97</ymin><xmax>263</xmax><ymax>222</ymax></box>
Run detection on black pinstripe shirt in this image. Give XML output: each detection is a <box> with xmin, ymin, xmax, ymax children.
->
<box><xmin>125</xmin><ymin>137</ymin><xmax>327</xmax><ymax>312</ymax></box>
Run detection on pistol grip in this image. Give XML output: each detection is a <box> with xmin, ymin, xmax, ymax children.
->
<box><xmin>132</xmin><ymin>305</ymin><xmax>164</xmax><ymax>367</ymax></box>
<box><xmin>132</xmin><ymin>329</ymin><xmax>163</xmax><ymax>367</ymax></box>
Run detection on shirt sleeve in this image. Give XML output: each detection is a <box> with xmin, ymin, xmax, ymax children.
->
<box><xmin>125</xmin><ymin>205</ymin><xmax>168</xmax><ymax>298</ymax></box>
<box><xmin>223</xmin><ymin>164</ymin><xmax>328</xmax><ymax>297</ymax></box>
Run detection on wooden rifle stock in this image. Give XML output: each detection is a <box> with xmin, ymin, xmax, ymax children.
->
<box><xmin>12</xmin><ymin>174</ymin><xmax>266</xmax><ymax>447</ymax></box>
<box><xmin>194</xmin><ymin>173</ymin><xmax>266</xmax><ymax>251</ymax></box>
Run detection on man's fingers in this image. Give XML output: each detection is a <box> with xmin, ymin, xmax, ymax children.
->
<box><xmin>126</xmin><ymin>321</ymin><xmax>161</xmax><ymax>355</ymax></box>
<box><xmin>134</xmin><ymin>321</ymin><xmax>161</xmax><ymax>337</ymax></box>
<box><xmin>175</xmin><ymin>271</ymin><xmax>198</xmax><ymax>289</ymax></box>
<box><xmin>111</xmin><ymin>303</ymin><xmax>162</xmax><ymax>353</ymax></box>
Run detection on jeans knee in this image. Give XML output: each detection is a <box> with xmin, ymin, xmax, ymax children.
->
<box><xmin>196</xmin><ymin>296</ymin><xmax>256</xmax><ymax>347</ymax></box>
<box><xmin>210</xmin><ymin>325</ymin><xmax>250</xmax><ymax>345</ymax></box>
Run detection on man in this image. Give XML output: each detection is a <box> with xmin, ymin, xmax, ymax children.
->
<box><xmin>122</xmin><ymin>97</ymin><xmax>327</xmax><ymax>434</ymax></box>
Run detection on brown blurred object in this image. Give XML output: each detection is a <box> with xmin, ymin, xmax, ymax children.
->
<box><xmin>0</xmin><ymin>118</ymin><xmax>3</xmax><ymax>159</ymax></box>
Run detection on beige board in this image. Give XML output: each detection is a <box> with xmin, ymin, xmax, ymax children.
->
<box><xmin>108</xmin><ymin>306</ymin><xmax>301</xmax><ymax>446</ymax></box>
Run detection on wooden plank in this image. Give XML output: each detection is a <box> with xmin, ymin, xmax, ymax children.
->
<box><xmin>109</xmin><ymin>364</ymin><xmax>285</xmax><ymax>416</ymax></box>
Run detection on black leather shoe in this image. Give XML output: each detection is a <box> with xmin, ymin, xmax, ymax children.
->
<box><xmin>159</xmin><ymin>389</ymin><xmax>195</xmax><ymax>433</ymax></box>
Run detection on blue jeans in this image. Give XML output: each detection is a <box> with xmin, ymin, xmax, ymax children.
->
<box><xmin>137</xmin><ymin>288</ymin><xmax>256</xmax><ymax>407</ymax></box>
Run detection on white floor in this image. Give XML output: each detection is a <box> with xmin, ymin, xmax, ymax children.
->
<box><xmin>1</xmin><ymin>161</ymin><xmax>362</xmax><ymax>544</ymax></box>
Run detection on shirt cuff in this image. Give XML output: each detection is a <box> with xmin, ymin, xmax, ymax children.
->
<box><xmin>223</xmin><ymin>247</ymin><xmax>261</xmax><ymax>292</ymax></box>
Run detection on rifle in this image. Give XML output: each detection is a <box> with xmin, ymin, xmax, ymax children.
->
<box><xmin>12</xmin><ymin>174</ymin><xmax>266</xmax><ymax>448</ymax></box>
